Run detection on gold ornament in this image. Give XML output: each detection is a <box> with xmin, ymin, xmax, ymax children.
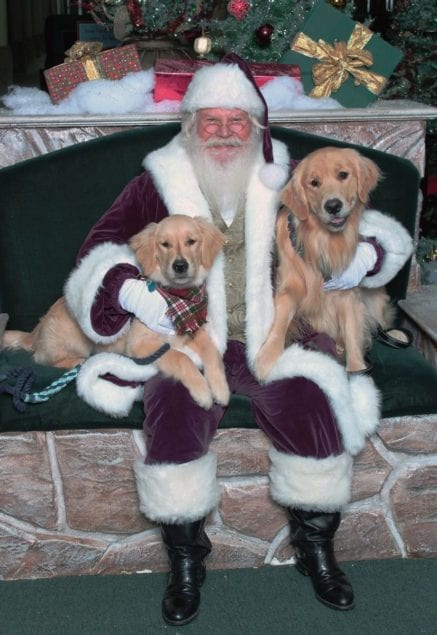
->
<box><xmin>290</xmin><ymin>24</ymin><xmax>387</xmax><ymax>98</ymax></box>
<box><xmin>329</xmin><ymin>0</ymin><xmax>347</xmax><ymax>8</ymax></box>
<box><xmin>193</xmin><ymin>34</ymin><xmax>212</xmax><ymax>57</ymax></box>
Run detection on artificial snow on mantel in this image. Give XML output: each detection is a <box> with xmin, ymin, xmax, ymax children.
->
<box><xmin>1</xmin><ymin>69</ymin><xmax>341</xmax><ymax>118</ymax></box>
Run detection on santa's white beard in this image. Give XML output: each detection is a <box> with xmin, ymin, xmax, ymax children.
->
<box><xmin>183</xmin><ymin>130</ymin><xmax>262</xmax><ymax>219</ymax></box>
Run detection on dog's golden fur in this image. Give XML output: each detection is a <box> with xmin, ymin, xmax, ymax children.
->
<box><xmin>255</xmin><ymin>147</ymin><xmax>394</xmax><ymax>378</ymax></box>
<box><xmin>4</xmin><ymin>214</ymin><xmax>230</xmax><ymax>409</ymax></box>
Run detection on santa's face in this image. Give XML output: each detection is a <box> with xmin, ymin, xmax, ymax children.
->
<box><xmin>196</xmin><ymin>108</ymin><xmax>252</xmax><ymax>164</ymax></box>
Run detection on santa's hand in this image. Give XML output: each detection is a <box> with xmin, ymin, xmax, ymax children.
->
<box><xmin>323</xmin><ymin>242</ymin><xmax>378</xmax><ymax>291</ymax></box>
<box><xmin>119</xmin><ymin>278</ymin><xmax>175</xmax><ymax>335</ymax></box>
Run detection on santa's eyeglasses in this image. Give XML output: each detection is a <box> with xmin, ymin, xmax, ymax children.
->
<box><xmin>198</xmin><ymin>114</ymin><xmax>250</xmax><ymax>134</ymax></box>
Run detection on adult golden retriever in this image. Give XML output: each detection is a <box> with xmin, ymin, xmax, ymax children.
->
<box><xmin>3</xmin><ymin>214</ymin><xmax>229</xmax><ymax>409</ymax></box>
<box><xmin>255</xmin><ymin>147</ymin><xmax>394</xmax><ymax>378</ymax></box>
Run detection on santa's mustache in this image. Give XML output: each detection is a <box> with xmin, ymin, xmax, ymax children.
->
<box><xmin>203</xmin><ymin>138</ymin><xmax>244</xmax><ymax>148</ymax></box>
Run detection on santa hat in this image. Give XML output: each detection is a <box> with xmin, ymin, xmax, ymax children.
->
<box><xmin>181</xmin><ymin>52</ymin><xmax>289</xmax><ymax>191</ymax></box>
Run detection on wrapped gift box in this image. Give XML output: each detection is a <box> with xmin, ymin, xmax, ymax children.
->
<box><xmin>280</xmin><ymin>0</ymin><xmax>403</xmax><ymax>108</ymax></box>
<box><xmin>154</xmin><ymin>59</ymin><xmax>301</xmax><ymax>102</ymax></box>
<box><xmin>44</xmin><ymin>43</ymin><xmax>142</xmax><ymax>103</ymax></box>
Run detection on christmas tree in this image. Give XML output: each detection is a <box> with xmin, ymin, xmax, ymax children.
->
<box><xmin>382</xmin><ymin>0</ymin><xmax>437</xmax><ymax>126</ymax></box>
<box><xmin>382</xmin><ymin>0</ymin><xmax>437</xmax><ymax>254</ymax></box>
<box><xmin>81</xmin><ymin>1</ymin><xmax>355</xmax><ymax>61</ymax></box>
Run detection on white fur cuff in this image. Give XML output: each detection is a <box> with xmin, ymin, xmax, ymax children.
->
<box><xmin>269</xmin><ymin>449</ymin><xmax>352</xmax><ymax>512</ymax></box>
<box><xmin>134</xmin><ymin>452</ymin><xmax>221</xmax><ymax>523</ymax></box>
<box><xmin>64</xmin><ymin>241</ymin><xmax>138</xmax><ymax>344</ymax></box>
<box><xmin>359</xmin><ymin>209</ymin><xmax>413</xmax><ymax>289</ymax></box>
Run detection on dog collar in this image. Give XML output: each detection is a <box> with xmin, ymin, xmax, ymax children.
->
<box><xmin>141</xmin><ymin>277</ymin><xmax>208</xmax><ymax>336</ymax></box>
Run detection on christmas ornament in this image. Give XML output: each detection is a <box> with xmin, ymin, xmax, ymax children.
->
<box><xmin>125</xmin><ymin>0</ymin><xmax>145</xmax><ymax>31</ymax></box>
<box><xmin>227</xmin><ymin>0</ymin><xmax>250</xmax><ymax>21</ymax></box>
<box><xmin>329</xmin><ymin>0</ymin><xmax>347</xmax><ymax>8</ymax></box>
<box><xmin>193</xmin><ymin>34</ymin><xmax>212</xmax><ymax>57</ymax></box>
<box><xmin>255</xmin><ymin>23</ymin><xmax>274</xmax><ymax>47</ymax></box>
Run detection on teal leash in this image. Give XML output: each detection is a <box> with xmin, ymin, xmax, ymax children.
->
<box><xmin>0</xmin><ymin>365</ymin><xmax>80</xmax><ymax>412</ymax></box>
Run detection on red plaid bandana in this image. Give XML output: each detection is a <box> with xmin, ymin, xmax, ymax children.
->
<box><xmin>156</xmin><ymin>283</ymin><xmax>208</xmax><ymax>336</ymax></box>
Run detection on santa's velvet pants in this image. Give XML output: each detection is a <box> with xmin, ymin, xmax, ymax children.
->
<box><xmin>142</xmin><ymin>340</ymin><xmax>343</xmax><ymax>465</ymax></box>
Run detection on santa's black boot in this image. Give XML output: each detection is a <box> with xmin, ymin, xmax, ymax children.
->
<box><xmin>161</xmin><ymin>518</ymin><xmax>212</xmax><ymax>625</ymax></box>
<box><xmin>288</xmin><ymin>508</ymin><xmax>354</xmax><ymax>611</ymax></box>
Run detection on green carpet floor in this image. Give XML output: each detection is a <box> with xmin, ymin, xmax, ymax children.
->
<box><xmin>1</xmin><ymin>559</ymin><xmax>436</xmax><ymax>634</ymax></box>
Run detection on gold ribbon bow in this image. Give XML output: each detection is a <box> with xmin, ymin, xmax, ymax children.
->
<box><xmin>64</xmin><ymin>41</ymin><xmax>104</xmax><ymax>80</ymax></box>
<box><xmin>291</xmin><ymin>24</ymin><xmax>387</xmax><ymax>98</ymax></box>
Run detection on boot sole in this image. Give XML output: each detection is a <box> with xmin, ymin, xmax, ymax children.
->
<box><xmin>162</xmin><ymin>608</ymin><xmax>200</xmax><ymax>626</ymax></box>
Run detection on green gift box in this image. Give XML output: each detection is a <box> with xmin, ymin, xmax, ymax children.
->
<box><xmin>281</xmin><ymin>0</ymin><xmax>403</xmax><ymax>108</ymax></box>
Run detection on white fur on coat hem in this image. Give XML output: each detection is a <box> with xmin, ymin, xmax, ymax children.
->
<box><xmin>262</xmin><ymin>344</ymin><xmax>378</xmax><ymax>456</ymax></box>
<box><xmin>76</xmin><ymin>353</ymin><xmax>157</xmax><ymax>417</ymax></box>
<box><xmin>134</xmin><ymin>452</ymin><xmax>220</xmax><ymax>523</ymax></box>
<box><xmin>269</xmin><ymin>449</ymin><xmax>352</xmax><ymax>512</ymax></box>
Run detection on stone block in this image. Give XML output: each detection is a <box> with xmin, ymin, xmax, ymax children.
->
<box><xmin>335</xmin><ymin>510</ymin><xmax>401</xmax><ymax>561</ymax></box>
<box><xmin>0</xmin><ymin>432</ymin><xmax>57</xmax><ymax>530</ymax></box>
<box><xmin>390</xmin><ymin>464</ymin><xmax>437</xmax><ymax>557</ymax></box>
<box><xmin>54</xmin><ymin>430</ymin><xmax>150</xmax><ymax>534</ymax></box>
<box><xmin>351</xmin><ymin>441</ymin><xmax>392</xmax><ymax>501</ymax></box>
<box><xmin>207</xmin><ymin>527</ymin><xmax>267</xmax><ymax>570</ymax></box>
<box><xmin>95</xmin><ymin>530</ymin><xmax>168</xmax><ymax>575</ymax></box>
<box><xmin>0</xmin><ymin>524</ymin><xmax>106</xmax><ymax>580</ymax></box>
<box><xmin>212</xmin><ymin>429</ymin><xmax>271</xmax><ymax>477</ymax></box>
<box><xmin>378</xmin><ymin>416</ymin><xmax>437</xmax><ymax>454</ymax></box>
<box><xmin>219</xmin><ymin>480</ymin><xmax>286</xmax><ymax>541</ymax></box>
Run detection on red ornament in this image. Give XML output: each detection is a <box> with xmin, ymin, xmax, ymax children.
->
<box><xmin>255</xmin><ymin>23</ymin><xmax>274</xmax><ymax>47</ymax></box>
<box><xmin>227</xmin><ymin>0</ymin><xmax>250</xmax><ymax>21</ymax></box>
<box><xmin>125</xmin><ymin>0</ymin><xmax>145</xmax><ymax>30</ymax></box>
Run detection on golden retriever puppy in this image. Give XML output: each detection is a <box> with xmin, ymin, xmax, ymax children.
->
<box><xmin>3</xmin><ymin>214</ymin><xmax>230</xmax><ymax>409</ymax></box>
<box><xmin>255</xmin><ymin>147</ymin><xmax>394</xmax><ymax>378</ymax></box>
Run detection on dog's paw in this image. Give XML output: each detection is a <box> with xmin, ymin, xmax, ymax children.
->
<box><xmin>211</xmin><ymin>380</ymin><xmax>230</xmax><ymax>406</ymax></box>
<box><xmin>189</xmin><ymin>382</ymin><xmax>214</xmax><ymax>410</ymax></box>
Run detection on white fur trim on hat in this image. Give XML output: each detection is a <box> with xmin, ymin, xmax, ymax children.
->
<box><xmin>269</xmin><ymin>449</ymin><xmax>353</xmax><ymax>512</ymax></box>
<box><xmin>181</xmin><ymin>63</ymin><xmax>265</xmax><ymax>118</ymax></box>
<box><xmin>134</xmin><ymin>452</ymin><xmax>220</xmax><ymax>523</ymax></box>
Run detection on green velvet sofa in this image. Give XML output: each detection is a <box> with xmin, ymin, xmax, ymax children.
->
<box><xmin>1</xmin><ymin>123</ymin><xmax>436</xmax><ymax>432</ymax></box>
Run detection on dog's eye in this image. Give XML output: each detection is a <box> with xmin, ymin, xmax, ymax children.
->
<box><xmin>160</xmin><ymin>241</ymin><xmax>170</xmax><ymax>248</ymax></box>
<box><xmin>186</xmin><ymin>238</ymin><xmax>197</xmax><ymax>246</ymax></box>
<box><xmin>310</xmin><ymin>178</ymin><xmax>320</xmax><ymax>187</ymax></box>
<box><xmin>338</xmin><ymin>171</ymin><xmax>349</xmax><ymax>180</ymax></box>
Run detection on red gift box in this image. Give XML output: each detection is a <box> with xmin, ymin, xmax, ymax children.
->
<box><xmin>44</xmin><ymin>43</ymin><xmax>142</xmax><ymax>104</ymax></box>
<box><xmin>154</xmin><ymin>59</ymin><xmax>301</xmax><ymax>102</ymax></box>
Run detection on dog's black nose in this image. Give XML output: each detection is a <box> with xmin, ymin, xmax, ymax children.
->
<box><xmin>173</xmin><ymin>259</ymin><xmax>189</xmax><ymax>274</ymax></box>
<box><xmin>324</xmin><ymin>198</ymin><xmax>343</xmax><ymax>215</ymax></box>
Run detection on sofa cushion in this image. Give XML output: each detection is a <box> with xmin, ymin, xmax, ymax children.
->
<box><xmin>1</xmin><ymin>343</ymin><xmax>436</xmax><ymax>433</ymax></box>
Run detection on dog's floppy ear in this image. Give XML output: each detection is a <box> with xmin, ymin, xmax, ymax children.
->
<box><xmin>280</xmin><ymin>169</ymin><xmax>310</xmax><ymax>221</ymax></box>
<box><xmin>194</xmin><ymin>217</ymin><xmax>225</xmax><ymax>270</ymax></box>
<box><xmin>129</xmin><ymin>223</ymin><xmax>158</xmax><ymax>276</ymax></box>
<box><xmin>355</xmin><ymin>153</ymin><xmax>382</xmax><ymax>204</ymax></box>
